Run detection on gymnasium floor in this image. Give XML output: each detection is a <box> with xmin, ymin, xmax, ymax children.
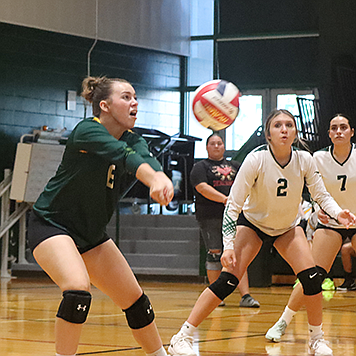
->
<box><xmin>1</xmin><ymin>276</ymin><xmax>355</xmax><ymax>356</ymax></box>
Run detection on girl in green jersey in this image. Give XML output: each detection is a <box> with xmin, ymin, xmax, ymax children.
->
<box><xmin>28</xmin><ymin>76</ymin><xmax>173</xmax><ymax>356</ymax></box>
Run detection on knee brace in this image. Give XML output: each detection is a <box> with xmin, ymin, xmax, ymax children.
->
<box><xmin>316</xmin><ymin>265</ymin><xmax>328</xmax><ymax>282</ymax></box>
<box><xmin>56</xmin><ymin>290</ymin><xmax>92</xmax><ymax>324</ymax></box>
<box><xmin>123</xmin><ymin>293</ymin><xmax>155</xmax><ymax>329</ymax></box>
<box><xmin>206</xmin><ymin>251</ymin><xmax>222</xmax><ymax>271</ymax></box>
<box><xmin>208</xmin><ymin>271</ymin><xmax>239</xmax><ymax>301</ymax></box>
<box><xmin>297</xmin><ymin>267</ymin><xmax>322</xmax><ymax>296</ymax></box>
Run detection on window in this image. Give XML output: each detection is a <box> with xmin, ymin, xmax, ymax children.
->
<box><xmin>225</xmin><ymin>95</ymin><xmax>263</xmax><ymax>151</ymax></box>
<box><xmin>276</xmin><ymin>92</ymin><xmax>316</xmax><ymax>135</ymax></box>
<box><xmin>277</xmin><ymin>93</ymin><xmax>315</xmax><ymax>116</ymax></box>
<box><xmin>187</xmin><ymin>92</ymin><xmax>211</xmax><ymax>158</ymax></box>
<box><xmin>188</xmin><ymin>40</ymin><xmax>214</xmax><ymax>87</ymax></box>
<box><xmin>185</xmin><ymin>2</ymin><xmax>318</xmax><ymax>159</ymax></box>
<box><xmin>190</xmin><ymin>0</ymin><xmax>214</xmax><ymax>36</ymax></box>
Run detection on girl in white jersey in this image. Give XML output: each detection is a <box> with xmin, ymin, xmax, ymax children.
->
<box><xmin>266</xmin><ymin>114</ymin><xmax>356</xmax><ymax>345</ymax></box>
<box><xmin>168</xmin><ymin>109</ymin><xmax>356</xmax><ymax>356</ymax></box>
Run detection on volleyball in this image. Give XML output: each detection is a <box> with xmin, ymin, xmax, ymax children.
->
<box><xmin>192</xmin><ymin>79</ymin><xmax>241</xmax><ymax>131</ymax></box>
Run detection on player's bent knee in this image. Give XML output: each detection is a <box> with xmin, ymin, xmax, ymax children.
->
<box><xmin>297</xmin><ymin>267</ymin><xmax>322</xmax><ymax>296</ymax></box>
<box><xmin>123</xmin><ymin>293</ymin><xmax>155</xmax><ymax>329</ymax></box>
<box><xmin>208</xmin><ymin>271</ymin><xmax>239</xmax><ymax>301</ymax></box>
<box><xmin>206</xmin><ymin>251</ymin><xmax>222</xmax><ymax>271</ymax></box>
<box><xmin>206</xmin><ymin>251</ymin><xmax>221</xmax><ymax>262</ymax></box>
<box><xmin>56</xmin><ymin>290</ymin><xmax>92</xmax><ymax>324</ymax></box>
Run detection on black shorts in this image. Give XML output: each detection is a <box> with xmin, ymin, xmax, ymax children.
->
<box><xmin>198</xmin><ymin>218</ymin><xmax>223</xmax><ymax>251</ymax></box>
<box><xmin>315</xmin><ymin>223</ymin><xmax>356</xmax><ymax>242</ymax></box>
<box><xmin>27</xmin><ymin>210</ymin><xmax>110</xmax><ymax>254</ymax></box>
<box><xmin>237</xmin><ymin>211</ymin><xmax>283</xmax><ymax>243</ymax></box>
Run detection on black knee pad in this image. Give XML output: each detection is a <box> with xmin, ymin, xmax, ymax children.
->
<box><xmin>316</xmin><ymin>265</ymin><xmax>328</xmax><ymax>282</ymax></box>
<box><xmin>206</xmin><ymin>251</ymin><xmax>222</xmax><ymax>271</ymax></box>
<box><xmin>297</xmin><ymin>267</ymin><xmax>322</xmax><ymax>296</ymax></box>
<box><xmin>208</xmin><ymin>271</ymin><xmax>239</xmax><ymax>301</ymax></box>
<box><xmin>123</xmin><ymin>293</ymin><xmax>155</xmax><ymax>329</ymax></box>
<box><xmin>56</xmin><ymin>290</ymin><xmax>92</xmax><ymax>324</ymax></box>
<box><xmin>206</xmin><ymin>251</ymin><xmax>221</xmax><ymax>263</ymax></box>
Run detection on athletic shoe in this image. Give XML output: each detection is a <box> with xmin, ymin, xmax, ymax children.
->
<box><xmin>322</xmin><ymin>291</ymin><xmax>335</xmax><ymax>302</ymax></box>
<box><xmin>308</xmin><ymin>337</ymin><xmax>333</xmax><ymax>355</ymax></box>
<box><xmin>336</xmin><ymin>279</ymin><xmax>356</xmax><ymax>291</ymax></box>
<box><xmin>239</xmin><ymin>295</ymin><xmax>260</xmax><ymax>308</ymax></box>
<box><xmin>322</xmin><ymin>278</ymin><xmax>335</xmax><ymax>291</ymax></box>
<box><xmin>265</xmin><ymin>319</ymin><xmax>287</xmax><ymax>342</ymax></box>
<box><xmin>168</xmin><ymin>333</ymin><xmax>196</xmax><ymax>356</ymax></box>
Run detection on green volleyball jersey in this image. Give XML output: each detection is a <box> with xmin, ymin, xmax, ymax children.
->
<box><xmin>33</xmin><ymin>118</ymin><xmax>162</xmax><ymax>249</ymax></box>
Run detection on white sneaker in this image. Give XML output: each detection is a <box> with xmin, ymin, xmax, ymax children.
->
<box><xmin>308</xmin><ymin>337</ymin><xmax>333</xmax><ymax>356</ymax></box>
<box><xmin>265</xmin><ymin>319</ymin><xmax>287</xmax><ymax>342</ymax></box>
<box><xmin>168</xmin><ymin>333</ymin><xmax>196</xmax><ymax>356</ymax></box>
<box><xmin>239</xmin><ymin>295</ymin><xmax>260</xmax><ymax>308</ymax></box>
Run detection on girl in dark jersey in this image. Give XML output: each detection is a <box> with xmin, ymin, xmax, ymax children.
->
<box><xmin>27</xmin><ymin>76</ymin><xmax>173</xmax><ymax>356</ymax></box>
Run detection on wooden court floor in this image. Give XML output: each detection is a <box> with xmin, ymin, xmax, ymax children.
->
<box><xmin>1</xmin><ymin>276</ymin><xmax>356</xmax><ymax>356</ymax></box>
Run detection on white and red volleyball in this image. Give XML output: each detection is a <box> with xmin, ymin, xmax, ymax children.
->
<box><xmin>192</xmin><ymin>79</ymin><xmax>241</xmax><ymax>131</ymax></box>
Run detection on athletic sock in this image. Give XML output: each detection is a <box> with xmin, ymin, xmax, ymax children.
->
<box><xmin>146</xmin><ymin>346</ymin><xmax>167</xmax><ymax>356</ymax></box>
<box><xmin>179</xmin><ymin>321</ymin><xmax>196</xmax><ymax>337</ymax></box>
<box><xmin>280</xmin><ymin>305</ymin><xmax>297</xmax><ymax>325</ymax></box>
<box><xmin>308</xmin><ymin>323</ymin><xmax>323</xmax><ymax>340</ymax></box>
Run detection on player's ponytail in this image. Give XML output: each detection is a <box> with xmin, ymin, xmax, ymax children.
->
<box><xmin>81</xmin><ymin>76</ymin><xmax>130</xmax><ymax>117</ymax></box>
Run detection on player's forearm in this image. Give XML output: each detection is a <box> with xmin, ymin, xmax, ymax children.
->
<box><xmin>196</xmin><ymin>183</ymin><xmax>227</xmax><ymax>204</ymax></box>
<box><xmin>136</xmin><ymin>163</ymin><xmax>162</xmax><ymax>187</ymax></box>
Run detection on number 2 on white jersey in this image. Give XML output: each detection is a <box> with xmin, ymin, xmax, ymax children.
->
<box><xmin>277</xmin><ymin>178</ymin><xmax>288</xmax><ymax>196</ymax></box>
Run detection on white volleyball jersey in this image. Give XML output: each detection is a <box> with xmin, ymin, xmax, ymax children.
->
<box><xmin>223</xmin><ymin>144</ymin><xmax>342</xmax><ymax>250</ymax></box>
<box><xmin>313</xmin><ymin>144</ymin><xmax>356</xmax><ymax>228</ymax></box>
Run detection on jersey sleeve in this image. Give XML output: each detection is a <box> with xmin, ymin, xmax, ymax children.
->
<box><xmin>304</xmin><ymin>153</ymin><xmax>342</xmax><ymax>220</ymax></box>
<box><xmin>72</xmin><ymin>120</ymin><xmax>161</xmax><ymax>174</ymax></box>
<box><xmin>122</xmin><ymin>130</ymin><xmax>162</xmax><ymax>172</ymax></box>
<box><xmin>190</xmin><ymin>161</ymin><xmax>208</xmax><ymax>188</ymax></box>
<box><xmin>222</xmin><ymin>153</ymin><xmax>259</xmax><ymax>250</ymax></box>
